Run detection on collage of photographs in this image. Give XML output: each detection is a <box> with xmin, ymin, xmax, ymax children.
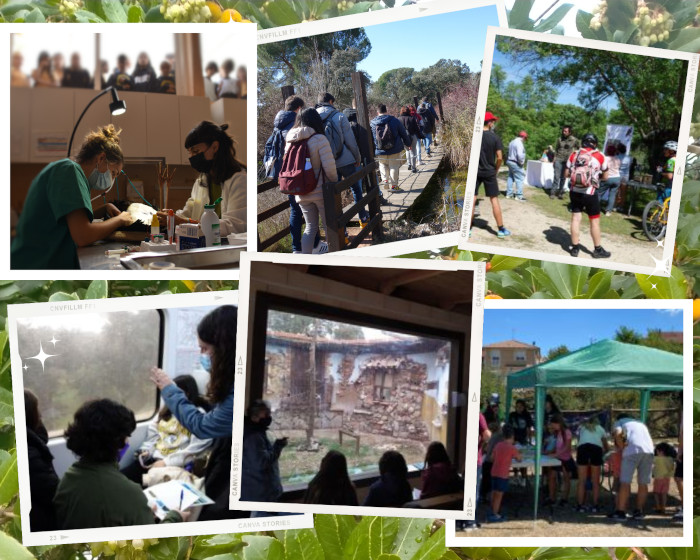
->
<box><xmin>0</xmin><ymin>0</ymin><xmax>698</xmax><ymax>559</ymax></box>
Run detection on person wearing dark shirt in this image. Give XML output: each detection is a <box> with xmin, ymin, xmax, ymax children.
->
<box><xmin>363</xmin><ymin>451</ymin><xmax>413</xmax><ymax>507</ymax></box>
<box><xmin>61</xmin><ymin>53</ymin><xmax>91</xmax><ymax>89</ymax></box>
<box><xmin>25</xmin><ymin>390</ymin><xmax>59</xmax><ymax>532</ymax></box>
<box><xmin>470</xmin><ymin>111</ymin><xmax>510</xmax><ymax>238</ymax></box>
<box><xmin>420</xmin><ymin>442</ymin><xmax>462</xmax><ymax>499</ymax></box>
<box><xmin>131</xmin><ymin>52</ymin><xmax>157</xmax><ymax>92</ymax></box>
<box><xmin>154</xmin><ymin>60</ymin><xmax>176</xmax><ymax>94</ymax></box>
<box><xmin>508</xmin><ymin>399</ymin><xmax>534</xmax><ymax>445</ymax></box>
<box><xmin>105</xmin><ymin>54</ymin><xmax>132</xmax><ymax>91</ymax></box>
<box><xmin>304</xmin><ymin>450</ymin><xmax>358</xmax><ymax>506</ymax></box>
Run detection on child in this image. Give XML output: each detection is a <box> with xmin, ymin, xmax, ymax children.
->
<box><xmin>155</xmin><ymin>60</ymin><xmax>176</xmax><ymax>94</ymax></box>
<box><xmin>480</xmin><ymin>421</ymin><xmax>503</xmax><ymax>501</ymax></box>
<box><xmin>545</xmin><ymin>414</ymin><xmax>576</xmax><ymax>507</ymax></box>
<box><xmin>217</xmin><ymin>58</ymin><xmax>239</xmax><ymax>99</ymax></box>
<box><xmin>488</xmin><ymin>424</ymin><xmax>522</xmax><ymax>522</ymax></box>
<box><xmin>105</xmin><ymin>54</ymin><xmax>132</xmax><ymax>91</ymax></box>
<box><xmin>653</xmin><ymin>442</ymin><xmax>676</xmax><ymax>514</ymax></box>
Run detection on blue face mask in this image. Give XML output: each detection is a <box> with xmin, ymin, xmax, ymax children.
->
<box><xmin>199</xmin><ymin>353</ymin><xmax>212</xmax><ymax>372</ymax></box>
<box><xmin>88</xmin><ymin>165</ymin><xmax>114</xmax><ymax>191</ymax></box>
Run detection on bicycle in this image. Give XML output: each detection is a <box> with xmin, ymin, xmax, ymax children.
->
<box><xmin>642</xmin><ymin>184</ymin><xmax>670</xmax><ymax>241</ymax></box>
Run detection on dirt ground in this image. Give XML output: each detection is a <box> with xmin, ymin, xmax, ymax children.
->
<box><xmin>456</xmin><ymin>477</ymin><xmax>683</xmax><ymax>538</ymax></box>
<box><xmin>469</xmin><ymin>180</ymin><xmax>665</xmax><ymax>269</ymax></box>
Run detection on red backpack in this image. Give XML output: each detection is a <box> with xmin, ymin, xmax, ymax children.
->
<box><xmin>278</xmin><ymin>134</ymin><xmax>325</xmax><ymax>196</ymax></box>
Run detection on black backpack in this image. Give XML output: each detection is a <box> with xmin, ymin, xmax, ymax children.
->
<box><xmin>417</xmin><ymin>106</ymin><xmax>434</xmax><ymax>134</ymax></box>
<box><xmin>375</xmin><ymin>120</ymin><xmax>396</xmax><ymax>151</ymax></box>
<box><xmin>321</xmin><ymin>109</ymin><xmax>344</xmax><ymax>160</ymax></box>
<box><xmin>263</xmin><ymin>127</ymin><xmax>286</xmax><ymax>179</ymax></box>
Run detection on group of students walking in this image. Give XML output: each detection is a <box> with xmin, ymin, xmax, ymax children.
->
<box><xmin>263</xmin><ymin>93</ymin><xmax>440</xmax><ymax>254</ymax></box>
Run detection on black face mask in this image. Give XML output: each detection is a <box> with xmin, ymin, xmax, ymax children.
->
<box><xmin>259</xmin><ymin>416</ymin><xmax>272</xmax><ymax>428</ymax></box>
<box><xmin>189</xmin><ymin>151</ymin><xmax>214</xmax><ymax>173</ymax></box>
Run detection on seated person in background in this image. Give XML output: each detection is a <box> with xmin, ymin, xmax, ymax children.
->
<box><xmin>155</xmin><ymin>60</ymin><xmax>176</xmax><ymax>94</ymax></box>
<box><xmin>241</xmin><ymin>400</ymin><xmax>287</xmax><ymax>516</ymax></box>
<box><xmin>488</xmin><ymin>424</ymin><xmax>522</xmax><ymax>523</ymax></box>
<box><xmin>217</xmin><ymin>59</ymin><xmax>239</xmax><ymax>99</ymax></box>
<box><xmin>25</xmin><ymin>390</ymin><xmax>59</xmax><ymax>532</ymax></box>
<box><xmin>420</xmin><ymin>441</ymin><xmax>462</xmax><ymax>499</ymax></box>
<box><xmin>121</xmin><ymin>375</ymin><xmax>212</xmax><ymax>485</ymax></box>
<box><xmin>54</xmin><ymin>399</ymin><xmax>185</xmax><ymax>528</ymax></box>
<box><xmin>105</xmin><ymin>54</ymin><xmax>132</xmax><ymax>91</ymax></box>
<box><xmin>304</xmin><ymin>450</ymin><xmax>358</xmax><ymax>506</ymax></box>
<box><xmin>62</xmin><ymin>53</ymin><xmax>91</xmax><ymax>89</ymax></box>
<box><xmin>362</xmin><ymin>450</ymin><xmax>412</xmax><ymax>508</ymax></box>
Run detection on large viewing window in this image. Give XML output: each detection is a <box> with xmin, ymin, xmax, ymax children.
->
<box><xmin>256</xmin><ymin>302</ymin><xmax>461</xmax><ymax>488</ymax></box>
<box><xmin>17</xmin><ymin>310</ymin><xmax>161</xmax><ymax>437</ymax></box>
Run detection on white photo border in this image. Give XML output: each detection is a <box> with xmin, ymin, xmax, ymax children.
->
<box><xmin>7</xmin><ymin>290</ymin><xmax>313</xmax><ymax>547</ymax></box>
<box><xmin>457</xmin><ymin>26</ymin><xmax>699</xmax><ymax>277</ymax></box>
<box><xmin>229</xmin><ymin>251</ymin><xmax>485</xmax><ymax>520</ymax></box>
<box><xmin>445</xmin><ymin>297</ymin><xmax>693</xmax><ymax>547</ymax></box>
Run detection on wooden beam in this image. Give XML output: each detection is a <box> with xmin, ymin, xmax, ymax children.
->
<box><xmin>379</xmin><ymin>270</ymin><xmax>444</xmax><ymax>295</ymax></box>
<box><xmin>281</xmin><ymin>85</ymin><xmax>295</xmax><ymax>104</ymax></box>
<box><xmin>175</xmin><ymin>34</ymin><xmax>204</xmax><ymax>97</ymax></box>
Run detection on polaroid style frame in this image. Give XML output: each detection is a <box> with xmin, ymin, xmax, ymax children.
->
<box><xmin>2</xmin><ymin>23</ymin><xmax>257</xmax><ymax>278</ymax></box>
<box><xmin>254</xmin><ymin>0</ymin><xmax>507</xmax><ymax>256</ymax></box>
<box><xmin>458</xmin><ymin>26</ymin><xmax>699</xmax><ymax>277</ymax></box>
<box><xmin>230</xmin><ymin>251</ymin><xmax>486</xmax><ymax>520</ymax></box>
<box><xmin>8</xmin><ymin>290</ymin><xmax>313</xmax><ymax>547</ymax></box>
<box><xmin>445</xmin><ymin>298</ymin><xmax>693</xmax><ymax>547</ymax></box>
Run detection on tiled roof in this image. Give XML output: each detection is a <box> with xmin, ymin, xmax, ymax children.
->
<box><xmin>483</xmin><ymin>339</ymin><xmax>539</xmax><ymax>349</ymax></box>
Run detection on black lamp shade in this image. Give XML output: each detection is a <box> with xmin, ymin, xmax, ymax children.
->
<box><xmin>109</xmin><ymin>88</ymin><xmax>127</xmax><ymax>115</ymax></box>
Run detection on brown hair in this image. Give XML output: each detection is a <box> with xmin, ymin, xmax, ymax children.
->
<box><xmin>24</xmin><ymin>389</ymin><xmax>40</xmax><ymax>432</ymax></box>
<box><xmin>75</xmin><ymin>124</ymin><xmax>124</xmax><ymax>165</ymax></box>
<box><xmin>197</xmin><ymin>305</ymin><xmax>238</xmax><ymax>404</ymax></box>
<box><xmin>399</xmin><ymin>105</ymin><xmax>410</xmax><ymax>116</ymax></box>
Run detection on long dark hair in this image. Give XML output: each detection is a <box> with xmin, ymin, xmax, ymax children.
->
<box><xmin>295</xmin><ymin>107</ymin><xmax>324</xmax><ymax>135</ymax></box>
<box><xmin>304</xmin><ymin>450</ymin><xmax>358</xmax><ymax>505</ymax></box>
<box><xmin>159</xmin><ymin>375</ymin><xmax>210</xmax><ymax>421</ymax></box>
<box><xmin>24</xmin><ymin>389</ymin><xmax>41</xmax><ymax>432</ymax></box>
<box><xmin>423</xmin><ymin>441</ymin><xmax>451</xmax><ymax>469</ymax></box>
<box><xmin>197</xmin><ymin>305</ymin><xmax>238</xmax><ymax>404</ymax></box>
<box><xmin>185</xmin><ymin>121</ymin><xmax>245</xmax><ymax>185</ymax></box>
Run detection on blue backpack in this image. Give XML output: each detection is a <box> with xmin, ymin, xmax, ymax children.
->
<box><xmin>263</xmin><ymin>127</ymin><xmax>286</xmax><ymax>179</ymax></box>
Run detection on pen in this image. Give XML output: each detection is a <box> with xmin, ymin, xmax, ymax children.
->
<box><xmin>179</xmin><ymin>488</ymin><xmax>184</xmax><ymax>510</ymax></box>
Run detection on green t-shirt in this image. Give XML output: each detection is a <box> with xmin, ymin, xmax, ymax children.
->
<box><xmin>11</xmin><ymin>159</ymin><xmax>94</xmax><ymax>269</ymax></box>
<box><xmin>664</xmin><ymin>156</ymin><xmax>676</xmax><ymax>187</ymax></box>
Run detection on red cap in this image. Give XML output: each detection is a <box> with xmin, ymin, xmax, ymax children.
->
<box><xmin>484</xmin><ymin>111</ymin><xmax>499</xmax><ymax>123</ymax></box>
<box><xmin>519</xmin><ymin>130</ymin><xmax>528</xmax><ymax>139</ymax></box>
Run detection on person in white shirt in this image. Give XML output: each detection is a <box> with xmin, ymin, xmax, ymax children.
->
<box><xmin>505</xmin><ymin>131</ymin><xmax>528</xmax><ymax>201</ymax></box>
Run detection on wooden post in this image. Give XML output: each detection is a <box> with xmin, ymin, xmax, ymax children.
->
<box><xmin>351</xmin><ymin>71</ymin><xmax>383</xmax><ymax>242</ymax></box>
<box><xmin>413</xmin><ymin>95</ymin><xmax>419</xmax><ymax>109</ymax></box>
<box><xmin>322</xmin><ymin>182</ymin><xmax>343</xmax><ymax>252</ymax></box>
<box><xmin>436</xmin><ymin>91</ymin><xmax>445</xmax><ymax>121</ymax></box>
<box><xmin>281</xmin><ymin>85</ymin><xmax>295</xmax><ymax>104</ymax></box>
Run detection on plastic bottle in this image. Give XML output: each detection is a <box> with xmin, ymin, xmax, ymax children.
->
<box><xmin>150</xmin><ymin>214</ymin><xmax>160</xmax><ymax>240</ymax></box>
<box><xmin>167</xmin><ymin>209</ymin><xmax>175</xmax><ymax>244</ymax></box>
<box><xmin>200</xmin><ymin>204</ymin><xmax>221</xmax><ymax>247</ymax></box>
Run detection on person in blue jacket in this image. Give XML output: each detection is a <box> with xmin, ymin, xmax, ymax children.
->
<box><xmin>370</xmin><ymin>104</ymin><xmax>412</xmax><ymax>195</ymax></box>
<box><xmin>149</xmin><ymin>304</ymin><xmax>244</xmax><ymax>520</ymax></box>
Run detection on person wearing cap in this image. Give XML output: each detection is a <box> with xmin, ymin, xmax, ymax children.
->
<box><xmin>471</xmin><ymin>111</ymin><xmax>510</xmax><ymax>238</ymax></box>
<box><xmin>506</xmin><ymin>131</ymin><xmax>528</xmax><ymax>201</ymax></box>
<box><xmin>552</xmin><ymin>126</ymin><xmax>580</xmax><ymax>199</ymax></box>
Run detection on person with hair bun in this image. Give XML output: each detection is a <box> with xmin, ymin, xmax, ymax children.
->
<box><xmin>53</xmin><ymin>399</ymin><xmax>186</xmax><ymax>529</ymax></box>
<box><xmin>158</xmin><ymin>121</ymin><xmax>246</xmax><ymax>236</ymax></box>
<box><xmin>11</xmin><ymin>124</ymin><xmax>133</xmax><ymax>269</ymax></box>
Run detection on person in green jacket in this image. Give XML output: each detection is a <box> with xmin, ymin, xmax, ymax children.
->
<box><xmin>11</xmin><ymin>124</ymin><xmax>133</xmax><ymax>269</ymax></box>
<box><xmin>53</xmin><ymin>399</ymin><xmax>186</xmax><ymax>529</ymax></box>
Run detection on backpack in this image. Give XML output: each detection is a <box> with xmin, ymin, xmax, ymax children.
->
<box><xmin>278</xmin><ymin>134</ymin><xmax>325</xmax><ymax>196</ymax></box>
<box><xmin>321</xmin><ymin>109</ymin><xmax>344</xmax><ymax>160</ymax></box>
<box><xmin>263</xmin><ymin>127</ymin><xmax>286</xmax><ymax>178</ymax></box>
<box><xmin>375</xmin><ymin>119</ymin><xmax>396</xmax><ymax>151</ymax></box>
<box><xmin>417</xmin><ymin>105</ymin><xmax>434</xmax><ymax>134</ymax></box>
<box><xmin>570</xmin><ymin>149</ymin><xmax>599</xmax><ymax>189</ymax></box>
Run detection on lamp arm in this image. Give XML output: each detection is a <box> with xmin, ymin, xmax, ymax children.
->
<box><xmin>66</xmin><ymin>87</ymin><xmax>112</xmax><ymax>158</ymax></box>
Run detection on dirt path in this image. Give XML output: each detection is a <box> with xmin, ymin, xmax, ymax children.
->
<box><xmin>469</xmin><ymin>182</ymin><xmax>665</xmax><ymax>269</ymax></box>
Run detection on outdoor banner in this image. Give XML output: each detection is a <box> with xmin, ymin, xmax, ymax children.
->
<box><xmin>604</xmin><ymin>124</ymin><xmax>634</xmax><ymax>155</ymax></box>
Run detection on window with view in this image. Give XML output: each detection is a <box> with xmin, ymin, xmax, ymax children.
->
<box><xmin>261</xmin><ymin>309</ymin><xmax>456</xmax><ymax>487</ymax></box>
<box><xmin>17</xmin><ymin>310</ymin><xmax>161</xmax><ymax>437</ymax></box>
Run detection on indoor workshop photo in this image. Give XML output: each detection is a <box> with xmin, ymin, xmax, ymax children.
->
<box><xmin>9</xmin><ymin>29</ymin><xmax>251</xmax><ymax>270</ymax></box>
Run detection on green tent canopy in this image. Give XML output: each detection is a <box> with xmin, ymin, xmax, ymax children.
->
<box><xmin>502</xmin><ymin>339</ymin><xmax>683</xmax><ymax>520</ymax></box>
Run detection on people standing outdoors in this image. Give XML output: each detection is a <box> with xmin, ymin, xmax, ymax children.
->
<box><xmin>488</xmin><ymin>424</ymin><xmax>522</xmax><ymax>523</ymax></box>
<box><xmin>370</xmin><ymin>103</ymin><xmax>412</xmax><ymax>195</ymax></box>
<box><xmin>608</xmin><ymin>414</ymin><xmax>655</xmax><ymax>521</ymax></box>
<box><xmin>417</xmin><ymin>98</ymin><xmax>439</xmax><ymax>156</ymax></box>
<box><xmin>551</xmin><ymin>126</ymin><xmax>579</xmax><ymax>199</ymax></box>
<box><xmin>61</xmin><ymin>53</ymin><xmax>91</xmax><ymax>89</ymax></box>
<box><xmin>564</xmin><ymin>132</ymin><xmax>611</xmax><ymax>259</ymax></box>
<box><xmin>673</xmin><ymin>420</ymin><xmax>683</xmax><ymax>521</ymax></box>
<box><xmin>506</xmin><ymin>131</ymin><xmax>528</xmax><ymax>201</ymax></box>
<box><xmin>544</xmin><ymin>414</ymin><xmax>576</xmax><ymax>507</ymax></box>
<box><xmin>242</xmin><ymin>400</ymin><xmax>288</xmax><ymax>516</ymax></box>
<box><xmin>316</xmin><ymin>93</ymin><xmax>361</xmax><ymax>191</ymax></box>
<box><xmin>343</xmin><ymin>105</ymin><xmax>375</xmax><ymax>223</ymax></box>
<box><xmin>409</xmin><ymin>105</ymin><xmax>425</xmax><ymax>165</ymax></box>
<box><xmin>470</xmin><ymin>111</ymin><xmax>510</xmax><ymax>238</ymax></box>
<box><xmin>284</xmin><ymin>107</ymin><xmax>339</xmax><ymax>254</ymax></box>
<box><xmin>398</xmin><ymin>105</ymin><xmax>422</xmax><ymax>173</ymax></box>
<box><xmin>598</xmin><ymin>143</ymin><xmax>621</xmax><ymax>217</ymax></box>
<box><xmin>508</xmin><ymin>399</ymin><xmax>533</xmax><ymax>445</ymax></box>
<box><xmin>575</xmin><ymin>416</ymin><xmax>608</xmax><ymax>513</ymax></box>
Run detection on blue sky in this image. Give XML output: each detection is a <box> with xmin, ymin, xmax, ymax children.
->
<box><xmin>358</xmin><ymin>5</ymin><xmax>499</xmax><ymax>81</ymax></box>
<box><xmin>483</xmin><ymin>309</ymin><xmax>683</xmax><ymax>356</ymax></box>
<box><xmin>491</xmin><ymin>45</ymin><xmax>619</xmax><ymax>111</ymax></box>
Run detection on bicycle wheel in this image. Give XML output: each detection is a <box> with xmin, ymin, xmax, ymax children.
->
<box><xmin>642</xmin><ymin>200</ymin><xmax>667</xmax><ymax>241</ymax></box>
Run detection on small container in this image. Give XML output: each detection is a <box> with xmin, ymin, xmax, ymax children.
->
<box><xmin>153</xmin><ymin>234</ymin><xmax>165</xmax><ymax>243</ymax></box>
<box><xmin>150</xmin><ymin>214</ymin><xmax>160</xmax><ymax>240</ymax></box>
<box><xmin>200</xmin><ymin>204</ymin><xmax>221</xmax><ymax>247</ymax></box>
<box><xmin>167</xmin><ymin>209</ymin><xmax>175</xmax><ymax>244</ymax></box>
